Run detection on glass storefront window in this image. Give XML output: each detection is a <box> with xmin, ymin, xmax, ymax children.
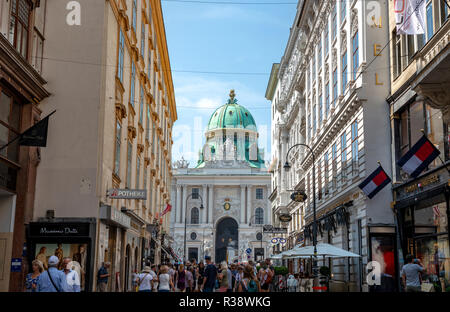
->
<box><xmin>35</xmin><ymin>243</ymin><xmax>89</xmax><ymax>291</ymax></box>
<box><xmin>370</xmin><ymin>235</ymin><xmax>397</xmax><ymax>292</ymax></box>
<box><xmin>414</xmin><ymin>235</ymin><xmax>450</xmax><ymax>292</ymax></box>
<box><xmin>414</xmin><ymin>202</ymin><xmax>448</xmax><ymax>233</ymax></box>
<box><xmin>397</xmin><ymin>101</ymin><xmax>449</xmax><ymax>178</ymax></box>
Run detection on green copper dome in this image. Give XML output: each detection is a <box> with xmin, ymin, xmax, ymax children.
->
<box><xmin>207</xmin><ymin>90</ymin><xmax>257</xmax><ymax>132</ymax></box>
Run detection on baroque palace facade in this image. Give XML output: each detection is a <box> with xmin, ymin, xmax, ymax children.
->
<box><xmin>170</xmin><ymin>91</ymin><xmax>271</xmax><ymax>264</ymax></box>
<box><xmin>268</xmin><ymin>0</ymin><xmax>395</xmax><ymax>291</ymax></box>
<box><xmin>1</xmin><ymin>0</ymin><xmax>177</xmax><ymax>292</ymax></box>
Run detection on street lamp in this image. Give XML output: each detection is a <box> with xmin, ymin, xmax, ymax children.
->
<box><xmin>284</xmin><ymin>143</ymin><xmax>319</xmax><ymax>292</ymax></box>
<box><xmin>184</xmin><ymin>193</ymin><xmax>204</xmax><ymax>264</ymax></box>
<box><xmin>249</xmin><ymin>214</ymin><xmax>264</xmax><ymax>262</ymax></box>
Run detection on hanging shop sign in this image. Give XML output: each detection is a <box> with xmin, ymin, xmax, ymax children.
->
<box><xmin>107</xmin><ymin>189</ymin><xmax>147</xmax><ymax>200</ymax></box>
<box><xmin>291</xmin><ymin>190</ymin><xmax>307</xmax><ymax>202</ymax></box>
<box><xmin>271</xmin><ymin>237</ymin><xmax>287</xmax><ymax>245</ymax></box>
<box><xmin>279</xmin><ymin>213</ymin><xmax>292</xmax><ymax>223</ymax></box>
<box><xmin>100</xmin><ymin>205</ymin><xmax>131</xmax><ymax>229</ymax></box>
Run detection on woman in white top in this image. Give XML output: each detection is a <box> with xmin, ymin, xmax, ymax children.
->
<box><xmin>137</xmin><ymin>266</ymin><xmax>153</xmax><ymax>292</ymax></box>
<box><xmin>158</xmin><ymin>265</ymin><xmax>174</xmax><ymax>292</ymax></box>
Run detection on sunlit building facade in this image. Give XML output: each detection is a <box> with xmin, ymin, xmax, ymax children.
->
<box><xmin>270</xmin><ymin>0</ymin><xmax>395</xmax><ymax>291</ymax></box>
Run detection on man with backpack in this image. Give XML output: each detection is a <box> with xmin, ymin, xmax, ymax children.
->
<box><xmin>200</xmin><ymin>256</ymin><xmax>217</xmax><ymax>292</ymax></box>
<box><xmin>260</xmin><ymin>259</ymin><xmax>273</xmax><ymax>292</ymax></box>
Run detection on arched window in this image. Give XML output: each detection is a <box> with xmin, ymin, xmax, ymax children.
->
<box><xmin>255</xmin><ymin>208</ymin><xmax>264</xmax><ymax>225</ymax></box>
<box><xmin>191</xmin><ymin>207</ymin><xmax>199</xmax><ymax>224</ymax></box>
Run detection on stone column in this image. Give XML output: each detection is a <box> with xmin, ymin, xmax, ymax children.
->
<box><xmin>208</xmin><ymin>185</ymin><xmax>214</xmax><ymax>224</ymax></box>
<box><xmin>181</xmin><ymin>185</ymin><xmax>187</xmax><ymax>224</ymax></box>
<box><xmin>202</xmin><ymin>184</ymin><xmax>208</xmax><ymax>224</ymax></box>
<box><xmin>240</xmin><ymin>184</ymin><xmax>246</xmax><ymax>224</ymax></box>
<box><xmin>280</xmin><ymin>128</ymin><xmax>289</xmax><ymax>193</ymax></box>
<box><xmin>246</xmin><ymin>185</ymin><xmax>252</xmax><ymax>224</ymax></box>
<box><xmin>266</xmin><ymin>184</ymin><xmax>271</xmax><ymax>225</ymax></box>
<box><xmin>176</xmin><ymin>185</ymin><xmax>181</xmax><ymax>224</ymax></box>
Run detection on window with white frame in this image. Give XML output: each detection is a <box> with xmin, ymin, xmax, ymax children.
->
<box><xmin>256</xmin><ymin>188</ymin><xmax>263</xmax><ymax>199</ymax></box>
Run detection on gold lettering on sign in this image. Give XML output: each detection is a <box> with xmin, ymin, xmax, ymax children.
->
<box><xmin>372</xmin><ymin>16</ymin><xmax>382</xmax><ymax>28</ymax></box>
<box><xmin>375</xmin><ymin>73</ymin><xmax>383</xmax><ymax>85</ymax></box>
<box><xmin>374</xmin><ymin>44</ymin><xmax>382</xmax><ymax>56</ymax></box>
<box><xmin>405</xmin><ymin>175</ymin><xmax>440</xmax><ymax>193</ymax></box>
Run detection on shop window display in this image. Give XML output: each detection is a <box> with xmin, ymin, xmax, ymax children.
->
<box><xmin>409</xmin><ymin>203</ymin><xmax>449</xmax><ymax>292</ymax></box>
<box><xmin>370</xmin><ymin>235</ymin><xmax>397</xmax><ymax>292</ymax></box>
<box><xmin>35</xmin><ymin>243</ymin><xmax>88</xmax><ymax>291</ymax></box>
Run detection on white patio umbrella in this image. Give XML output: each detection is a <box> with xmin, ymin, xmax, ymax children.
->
<box><xmin>269</xmin><ymin>253</ymin><xmax>283</xmax><ymax>260</ymax></box>
<box><xmin>284</xmin><ymin>243</ymin><xmax>361</xmax><ymax>258</ymax></box>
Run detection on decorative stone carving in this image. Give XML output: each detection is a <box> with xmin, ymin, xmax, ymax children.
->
<box><xmin>351</xmin><ymin>9</ymin><xmax>358</xmax><ymax>36</ymax></box>
<box><xmin>127</xmin><ymin>125</ymin><xmax>137</xmax><ymax>139</ymax></box>
<box><xmin>332</xmin><ymin>48</ymin><xmax>337</xmax><ymax>69</ymax></box>
<box><xmin>173</xmin><ymin>156</ymin><xmax>189</xmax><ymax>169</ymax></box>
<box><xmin>341</xmin><ymin>30</ymin><xmax>347</xmax><ymax>53</ymax></box>
<box><xmin>414</xmin><ymin>83</ymin><xmax>450</xmax><ymax>123</ymax></box>
<box><xmin>115</xmin><ymin>102</ymin><xmax>127</xmax><ymax>120</ymax></box>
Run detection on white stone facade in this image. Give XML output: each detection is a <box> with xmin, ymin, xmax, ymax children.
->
<box><xmin>170</xmin><ymin>166</ymin><xmax>271</xmax><ymax>264</ymax></box>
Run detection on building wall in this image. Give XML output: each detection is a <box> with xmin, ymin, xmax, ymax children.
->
<box><xmin>270</xmin><ymin>0</ymin><xmax>394</xmax><ymax>290</ymax></box>
<box><xmin>170</xmin><ymin>171</ymin><xmax>271</xmax><ymax>263</ymax></box>
<box><xmin>0</xmin><ymin>0</ymin><xmax>50</xmax><ymax>291</ymax></box>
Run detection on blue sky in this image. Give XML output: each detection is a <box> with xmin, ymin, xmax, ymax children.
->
<box><xmin>162</xmin><ymin>0</ymin><xmax>297</xmax><ymax>167</ymax></box>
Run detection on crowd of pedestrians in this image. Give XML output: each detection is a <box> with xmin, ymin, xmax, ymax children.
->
<box><xmin>24</xmin><ymin>255</ymin><xmax>81</xmax><ymax>292</ymax></box>
<box><xmin>126</xmin><ymin>256</ymin><xmax>306</xmax><ymax>293</ymax></box>
<box><xmin>25</xmin><ymin>254</ymin><xmax>315</xmax><ymax>292</ymax></box>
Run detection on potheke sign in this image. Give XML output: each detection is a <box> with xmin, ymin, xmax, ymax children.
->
<box><xmin>107</xmin><ymin>189</ymin><xmax>147</xmax><ymax>200</ymax></box>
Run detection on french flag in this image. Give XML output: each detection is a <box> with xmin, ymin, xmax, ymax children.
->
<box><xmin>397</xmin><ymin>135</ymin><xmax>440</xmax><ymax>178</ymax></box>
<box><xmin>358</xmin><ymin>165</ymin><xmax>392</xmax><ymax>199</ymax></box>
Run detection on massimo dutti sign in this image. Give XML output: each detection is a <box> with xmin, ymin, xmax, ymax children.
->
<box><xmin>107</xmin><ymin>189</ymin><xmax>147</xmax><ymax>200</ymax></box>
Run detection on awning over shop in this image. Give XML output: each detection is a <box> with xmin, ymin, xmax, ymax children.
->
<box><xmin>282</xmin><ymin>243</ymin><xmax>361</xmax><ymax>259</ymax></box>
<box><xmin>162</xmin><ymin>245</ymin><xmax>181</xmax><ymax>262</ymax></box>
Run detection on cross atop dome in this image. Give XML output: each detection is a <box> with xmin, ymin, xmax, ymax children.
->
<box><xmin>227</xmin><ymin>89</ymin><xmax>238</xmax><ymax>104</ymax></box>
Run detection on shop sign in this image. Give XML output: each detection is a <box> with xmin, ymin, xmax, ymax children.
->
<box><xmin>404</xmin><ymin>174</ymin><xmax>440</xmax><ymax>193</ymax></box>
<box><xmin>100</xmin><ymin>205</ymin><xmax>131</xmax><ymax>229</ymax></box>
<box><xmin>290</xmin><ymin>190</ymin><xmax>307</xmax><ymax>202</ymax></box>
<box><xmin>279</xmin><ymin>213</ymin><xmax>292</xmax><ymax>222</ymax></box>
<box><xmin>29</xmin><ymin>222</ymin><xmax>91</xmax><ymax>237</ymax></box>
<box><xmin>107</xmin><ymin>189</ymin><xmax>147</xmax><ymax>200</ymax></box>
<box><xmin>11</xmin><ymin>258</ymin><xmax>22</xmax><ymax>272</ymax></box>
<box><xmin>263</xmin><ymin>226</ymin><xmax>288</xmax><ymax>234</ymax></box>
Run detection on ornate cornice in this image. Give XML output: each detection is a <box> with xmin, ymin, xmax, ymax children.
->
<box><xmin>0</xmin><ymin>35</ymin><xmax>49</xmax><ymax>102</ymax></box>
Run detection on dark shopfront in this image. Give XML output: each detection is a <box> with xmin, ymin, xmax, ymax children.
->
<box><xmin>394</xmin><ymin>165</ymin><xmax>450</xmax><ymax>292</ymax></box>
<box><xmin>26</xmin><ymin>219</ymin><xmax>97</xmax><ymax>292</ymax></box>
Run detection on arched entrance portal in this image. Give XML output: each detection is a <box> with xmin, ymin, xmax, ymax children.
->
<box><xmin>215</xmin><ymin>217</ymin><xmax>238</xmax><ymax>264</ymax></box>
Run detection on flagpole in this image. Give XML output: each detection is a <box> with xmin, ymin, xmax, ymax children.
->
<box><xmin>420</xmin><ymin>129</ymin><xmax>450</xmax><ymax>175</ymax></box>
<box><xmin>0</xmin><ymin>134</ymin><xmax>20</xmax><ymax>153</ymax></box>
<box><xmin>0</xmin><ymin>110</ymin><xmax>56</xmax><ymax>153</ymax></box>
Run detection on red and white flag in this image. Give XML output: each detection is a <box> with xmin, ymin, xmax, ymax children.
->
<box><xmin>358</xmin><ymin>165</ymin><xmax>392</xmax><ymax>199</ymax></box>
<box><xmin>395</xmin><ymin>0</ymin><xmax>426</xmax><ymax>35</ymax></box>
<box><xmin>161</xmin><ymin>204</ymin><xmax>172</xmax><ymax>216</ymax></box>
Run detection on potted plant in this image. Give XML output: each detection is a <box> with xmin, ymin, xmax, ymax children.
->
<box><xmin>319</xmin><ymin>266</ymin><xmax>331</xmax><ymax>292</ymax></box>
